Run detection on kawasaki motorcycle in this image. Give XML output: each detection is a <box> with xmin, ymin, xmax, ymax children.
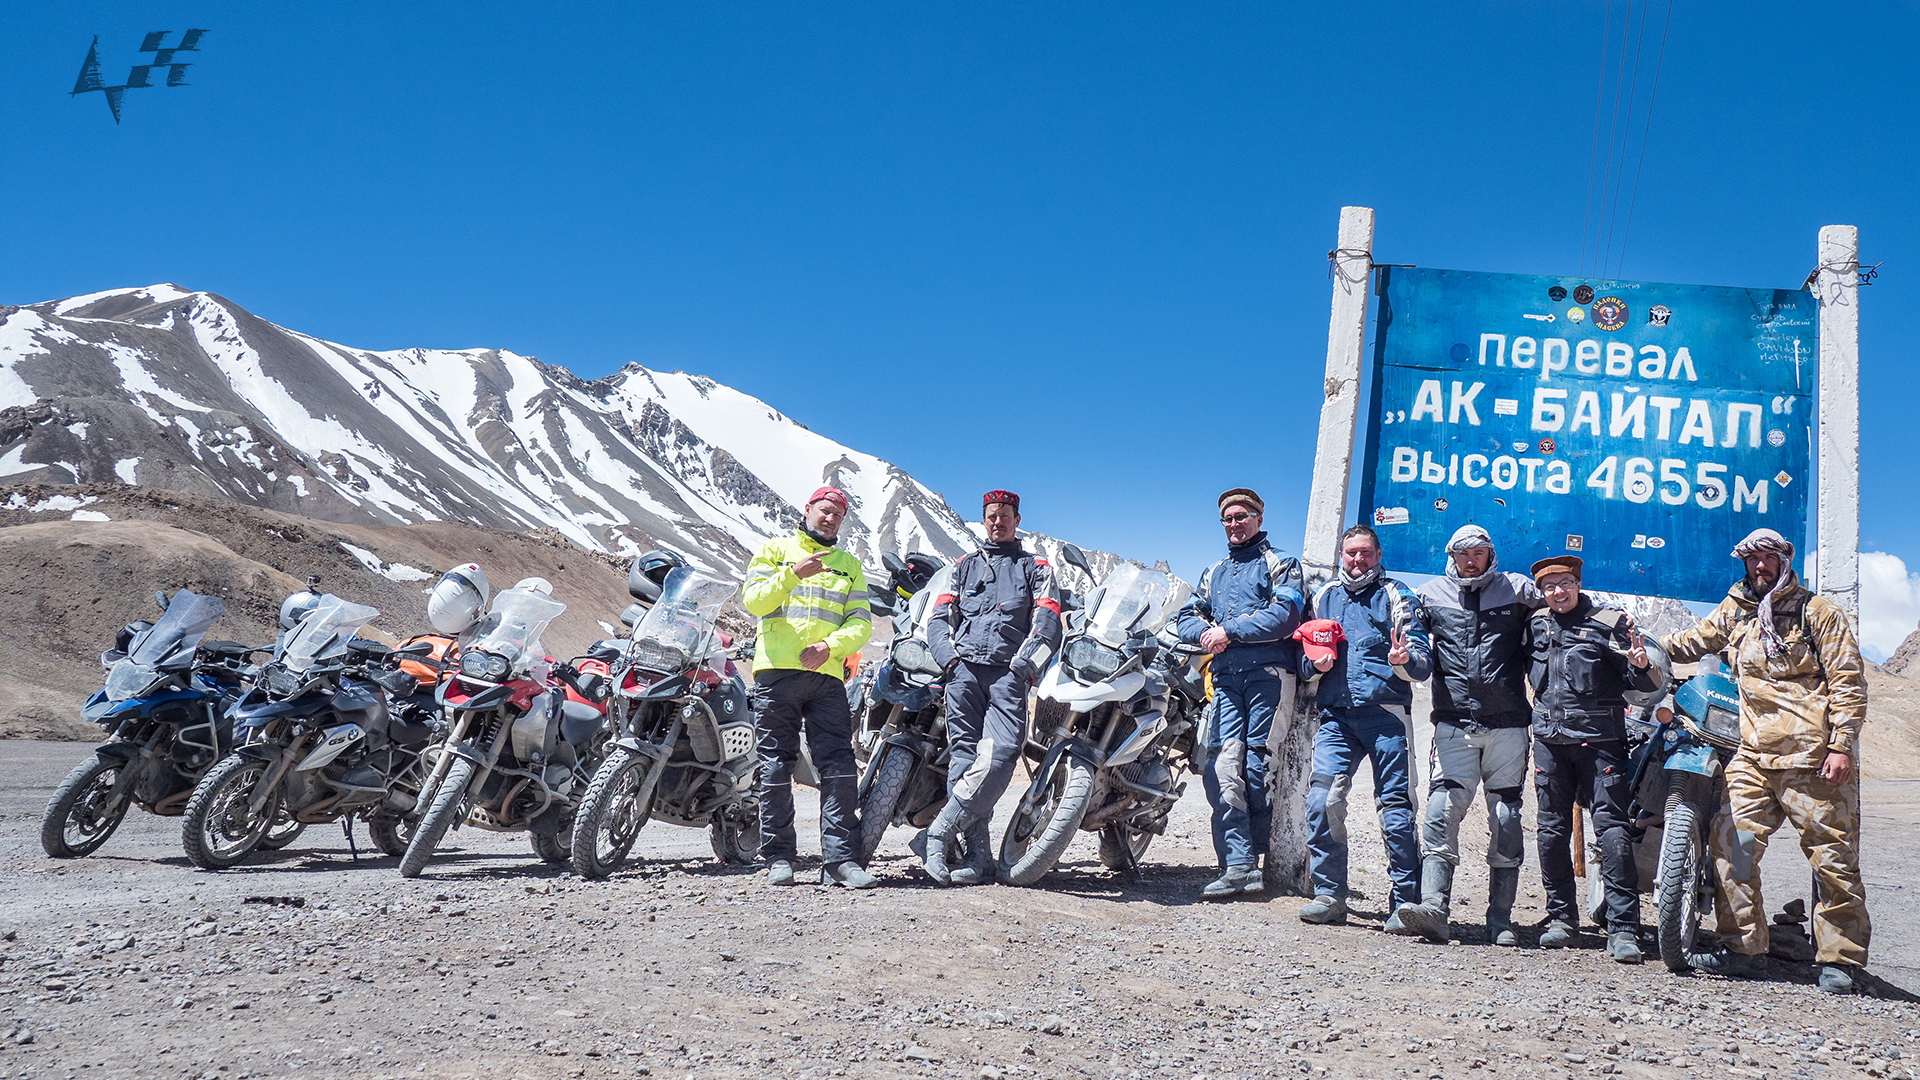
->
<box><xmin>181</xmin><ymin>596</ymin><xmax>435</xmax><ymax>869</ymax></box>
<box><xmin>41</xmin><ymin>590</ymin><xmax>260</xmax><ymax>858</ymax></box>
<box><xmin>854</xmin><ymin>553</ymin><xmax>957</xmax><ymax>863</ymax></box>
<box><xmin>401</xmin><ymin>585</ymin><xmax>614</xmax><ymax>878</ymax></box>
<box><xmin>1623</xmin><ymin>649</ymin><xmax>1743</xmax><ymax>973</ymax></box>
<box><xmin>998</xmin><ymin>556</ymin><xmax>1198</xmax><ymax>886</ymax></box>
<box><xmin>570</xmin><ymin>566</ymin><xmax>757</xmax><ymax>878</ymax></box>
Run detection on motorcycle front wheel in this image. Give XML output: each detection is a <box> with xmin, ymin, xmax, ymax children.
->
<box><xmin>529</xmin><ymin>819</ymin><xmax>575</xmax><ymax>865</ymax></box>
<box><xmin>259</xmin><ymin>806</ymin><xmax>307</xmax><ymax>850</ymax></box>
<box><xmin>710</xmin><ymin>809</ymin><xmax>758</xmax><ymax>866</ymax></box>
<box><xmin>42</xmin><ymin>755</ymin><xmax>134</xmax><ymax>858</ymax></box>
<box><xmin>399</xmin><ymin>758</ymin><xmax>474</xmax><ymax>879</ymax></box>
<box><xmin>571</xmin><ymin>748</ymin><xmax>658</xmax><ymax>879</ymax></box>
<box><xmin>181</xmin><ymin>755</ymin><xmax>279</xmax><ymax>870</ymax></box>
<box><xmin>1657</xmin><ymin>787</ymin><xmax>1706</xmax><ymax>973</ymax></box>
<box><xmin>1097</xmin><ymin>823</ymin><xmax>1154</xmax><ymax>871</ymax></box>
<box><xmin>997</xmin><ymin>756</ymin><xmax>1096</xmax><ymax>886</ymax></box>
<box><xmin>856</xmin><ymin>745</ymin><xmax>918</xmax><ymax>864</ymax></box>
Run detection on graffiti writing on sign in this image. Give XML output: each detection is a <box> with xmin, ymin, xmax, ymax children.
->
<box><xmin>1358</xmin><ymin>267</ymin><xmax>1815</xmax><ymax>603</ymax></box>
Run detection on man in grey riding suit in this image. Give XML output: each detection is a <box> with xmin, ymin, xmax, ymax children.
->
<box><xmin>1172</xmin><ymin>487</ymin><xmax>1306</xmax><ymax>900</ymax></box>
<box><xmin>921</xmin><ymin>489</ymin><xmax>1063</xmax><ymax>885</ymax></box>
<box><xmin>1395</xmin><ymin>525</ymin><xmax>1543</xmax><ymax>945</ymax></box>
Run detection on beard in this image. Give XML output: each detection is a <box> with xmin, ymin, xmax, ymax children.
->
<box><xmin>803</xmin><ymin>524</ymin><xmax>840</xmax><ymax>547</ymax></box>
<box><xmin>1747</xmin><ymin>569</ymin><xmax>1779</xmax><ymax>595</ymax></box>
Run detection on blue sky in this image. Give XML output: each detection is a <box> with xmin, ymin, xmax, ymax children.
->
<box><xmin>6</xmin><ymin>2</ymin><xmax>1919</xmax><ymax>651</ymax></box>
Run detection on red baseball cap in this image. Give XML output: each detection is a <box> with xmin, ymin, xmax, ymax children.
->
<box><xmin>807</xmin><ymin>486</ymin><xmax>849</xmax><ymax>510</ymax></box>
<box><xmin>1292</xmin><ymin>618</ymin><xmax>1346</xmax><ymax>664</ymax></box>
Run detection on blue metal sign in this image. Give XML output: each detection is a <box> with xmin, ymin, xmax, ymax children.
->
<box><xmin>1358</xmin><ymin>267</ymin><xmax>1815</xmax><ymax>603</ymax></box>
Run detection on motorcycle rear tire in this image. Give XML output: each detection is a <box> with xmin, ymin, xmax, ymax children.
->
<box><xmin>399</xmin><ymin>758</ymin><xmax>474</xmax><ymax>879</ymax></box>
<box><xmin>1097</xmin><ymin>823</ymin><xmax>1154</xmax><ymax>871</ymax></box>
<box><xmin>997</xmin><ymin>756</ymin><xmax>1096</xmax><ymax>887</ymax></box>
<box><xmin>41</xmin><ymin>755</ymin><xmax>133</xmax><ymax>859</ymax></box>
<box><xmin>1657</xmin><ymin>789</ymin><xmax>1706</xmax><ymax>974</ymax></box>
<box><xmin>571</xmin><ymin>748</ymin><xmax>657</xmax><ymax>880</ymax></box>
<box><xmin>856</xmin><ymin>745</ymin><xmax>918</xmax><ymax>864</ymax></box>
<box><xmin>181</xmin><ymin>755</ymin><xmax>279</xmax><ymax>871</ymax></box>
<box><xmin>368</xmin><ymin>814</ymin><xmax>416</xmax><ymax>858</ymax></box>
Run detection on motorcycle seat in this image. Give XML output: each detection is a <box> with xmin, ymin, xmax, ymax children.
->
<box><xmin>560</xmin><ymin>700</ymin><xmax>603</xmax><ymax>746</ymax></box>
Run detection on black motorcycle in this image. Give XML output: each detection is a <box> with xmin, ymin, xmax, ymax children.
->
<box><xmin>181</xmin><ymin>595</ymin><xmax>434</xmax><ymax>869</ymax></box>
<box><xmin>853</xmin><ymin>552</ymin><xmax>955</xmax><ymax>863</ymax></box>
<box><xmin>41</xmin><ymin>590</ymin><xmax>262</xmax><ymax>858</ymax></box>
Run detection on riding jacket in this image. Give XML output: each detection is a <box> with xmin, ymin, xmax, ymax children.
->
<box><xmin>1527</xmin><ymin>595</ymin><xmax>1659</xmax><ymax>743</ymax></box>
<box><xmin>1415</xmin><ymin>571</ymin><xmax>1541</xmax><ymax>730</ymax></box>
<box><xmin>1663</xmin><ymin>572</ymin><xmax>1867</xmax><ymax>769</ymax></box>
<box><xmin>1171</xmin><ymin>532</ymin><xmax>1307</xmax><ymax>675</ymax></box>
<box><xmin>742</xmin><ymin>530</ymin><xmax>872</xmax><ymax>680</ymax></box>
<box><xmin>1303</xmin><ymin>576</ymin><xmax>1432</xmax><ymax>711</ymax></box>
<box><xmin>926</xmin><ymin>541</ymin><xmax>1062</xmax><ymax>679</ymax></box>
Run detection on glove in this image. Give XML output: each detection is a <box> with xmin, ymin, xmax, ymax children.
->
<box><xmin>1008</xmin><ymin>655</ymin><xmax>1036</xmax><ymax>685</ymax></box>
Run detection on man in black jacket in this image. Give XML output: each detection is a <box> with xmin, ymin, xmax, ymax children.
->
<box><xmin>923</xmin><ymin>490</ymin><xmax>1062</xmax><ymax>885</ymax></box>
<box><xmin>1396</xmin><ymin>525</ymin><xmax>1542</xmax><ymax>946</ymax></box>
<box><xmin>1527</xmin><ymin>556</ymin><xmax>1657</xmax><ymax>962</ymax></box>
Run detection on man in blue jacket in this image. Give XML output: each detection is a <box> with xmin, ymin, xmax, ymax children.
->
<box><xmin>1172</xmin><ymin>488</ymin><xmax>1307</xmax><ymax>900</ymax></box>
<box><xmin>1296</xmin><ymin>524</ymin><xmax>1432</xmax><ymax>929</ymax></box>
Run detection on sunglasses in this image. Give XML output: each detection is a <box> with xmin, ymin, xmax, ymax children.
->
<box><xmin>1220</xmin><ymin>512</ymin><xmax>1257</xmax><ymax>525</ymax></box>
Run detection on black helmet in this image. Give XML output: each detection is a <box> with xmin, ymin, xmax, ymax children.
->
<box><xmin>897</xmin><ymin>553</ymin><xmax>943</xmax><ymax>596</ymax></box>
<box><xmin>627</xmin><ymin>549</ymin><xmax>687</xmax><ymax>605</ymax></box>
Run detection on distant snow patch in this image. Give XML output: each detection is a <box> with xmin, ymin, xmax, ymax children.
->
<box><xmin>13</xmin><ymin>493</ymin><xmax>98</xmax><ymax>514</ymax></box>
<box><xmin>337</xmin><ymin>541</ymin><xmax>434</xmax><ymax>582</ymax></box>
<box><xmin>597</xmin><ymin>620</ymin><xmax>619</xmax><ymax>638</ymax></box>
<box><xmin>66</xmin><ymin>422</ymin><xmax>88</xmax><ymax>440</ymax></box>
<box><xmin>115</xmin><ymin>457</ymin><xmax>140</xmax><ymax>483</ymax></box>
<box><xmin>70</xmin><ymin>509</ymin><xmax>111</xmax><ymax>522</ymax></box>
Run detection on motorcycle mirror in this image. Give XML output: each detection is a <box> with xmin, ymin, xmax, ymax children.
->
<box><xmin>1059</xmin><ymin>544</ymin><xmax>1093</xmax><ymax>578</ymax></box>
<box><xmin>619</xmin><ymin>602</ymin><xmax>648</xmax><ymax>629</ymax></box>
<box><xmin>154</xmin><ymin>590</ymin><xmax>170</xmax><ymax>612</ymax></box>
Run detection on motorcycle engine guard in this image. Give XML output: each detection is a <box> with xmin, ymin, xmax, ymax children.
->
<box><xmin>511</xmin><ymin>690</ymin><xmax>557</xmax><ymax>763</ymax></box>
<box><xmin>1663</xmin><ymin>743</ymin><xmax>1719</xmax><ymax>777</ymax></box>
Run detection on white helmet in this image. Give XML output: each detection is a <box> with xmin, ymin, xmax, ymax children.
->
<box><xmin>428</xmin><ymin>563</ymin><xmax>491</xmax><ymax>635</ymax></box>
<box><xmin>512</xmin><ymin>576</ymin><xmax>554</xmax><ymax>595</ymax></box>
<box><xmin>278</xmin><ymin>589</ymin><xmax>323</xmax><ymax>630</ymax></box>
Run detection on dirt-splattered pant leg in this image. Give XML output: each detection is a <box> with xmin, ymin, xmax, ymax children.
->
<box><xmin>1421</xmin><ymin>723</ymin><xmax>1528</xmax><ymax>868</ymax></box>
<box><xmin>942</xmin><ymin>660</ymin><xmax>1029</xmax><ymax>820</ymax></box>
<box><xmin>1319</xmin><ymin>705</ymin><xmax>1417</xmax><ymax>857</ymax></box>
<box><xmin>1710</xmin><ymin>754</ymin><xmax>1871</xmax><ymax>966</ymax></box>
<box><xmin>1202</xmin><ymin>665</ymin><xmax>1290</xmax><ymax>869</ymax></box>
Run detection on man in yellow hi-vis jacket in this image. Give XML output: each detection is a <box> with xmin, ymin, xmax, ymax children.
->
<box><xmin>743</xmin><ymin>486</ymin><xmax>877</xmax><ymax>889</ymax></box>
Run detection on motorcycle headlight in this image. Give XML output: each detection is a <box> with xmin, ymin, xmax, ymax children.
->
<box><xmin>628</xmin><ymin>640</ymin><xmax>690</xmax><ymax>675</ymax></box>
<box><xmin>460</xmin><ymin>650</ymin><xmax>510</xmax><ymax>680</ymax></box>
<box><xmin>103</xmin><ymin>660</ymin><xmax>161</xmax><ymax>702</ymax></box>
<box><xmin>892</xmin><ymin>638</ymin><xmax>941</xmax><ymax>677</ymax></box>
<box><xmin>1063</xmin><ymin>637</ymin><xmax>1125</xmax><ymax>683</ymax></box>
<box><xmin>1703</xmin><ymin>704</ymin><xmax>1742</xmax><ymax>742</ymax></box>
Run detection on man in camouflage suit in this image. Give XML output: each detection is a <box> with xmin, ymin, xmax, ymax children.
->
<box><xmin>1663</xmin><ymin>527</ymin><xmax>1870</xmax><ymax>994</ymax></box>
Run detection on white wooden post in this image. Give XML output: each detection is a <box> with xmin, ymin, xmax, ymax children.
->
<box><xmin>1267</xmin><ymin>206</ymin><xmax>1375</xmax><ymax>896</ymax></box>
<box><xmin>1815</xmin><ymin>225</ymin><xmax>1861</xmax><ymax>625</ymax></box>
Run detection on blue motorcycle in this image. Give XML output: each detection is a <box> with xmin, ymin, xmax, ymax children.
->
<box><xmin>40</xmin><ymin>590</ymin><xmax>263</xmax><ymax>858</ymax></box>
<box><xmin>1622</xmin><ymin>647</ymin><xmax>1743</xmax><ymax>973</ymax></box>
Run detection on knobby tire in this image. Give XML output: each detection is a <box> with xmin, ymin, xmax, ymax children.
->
<box><xmin>998</xmin><ymin>757</ymin><xmax>1096</xmax><ymax>886</ymax></box>
<box><xmin>181</xmin><ymin>755</ymin><xmax>278</xmax><ymax>871</ymax></box>
<box><xmin>856</xmin><ymin>746</ymin><xmax>918</xmax><ymax>865</ymax></box>
<box><xmin>1657</xmin><ymin>787</ymin><xmax>1705</xmax><ymax>974</ymax></box>
<box><xmin>400</xmin><ymin>758</ymin><xmax>474</xmax><ymax>879</ymax></box>
<box><xmin>41</xmin><ymin>755</ymin><xmax>132</xmax><ymax>859</ymax></box>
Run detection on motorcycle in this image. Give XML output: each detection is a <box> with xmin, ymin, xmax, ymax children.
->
<box><xmin>41</xmin><ymin>589</ymin><xmax>262</xmax><ymax>858</ymax></box>
<box><xmin>853</xmin><ymin>553</ymin><xmax>957</xmax><ymax>863</ymax></box>
<box><xmin>570</xmin><ymin>565</ymin><xmax>758</xmax><ymax>878</ymax></box>
<box><xmin>997</xmin><ymin>554</ymin><xmax>1198</xmax><ymax>885</ymax></box>
<box><xmin>180</xmin><ymin>595</ymin><xmax>436</xmax><ymax>869</ymax></box>
<box><xmin>400</xmin><ymin>582</ymin><xmax>614</xmax><ymax>878</ymax></box>
<box><xmin>1624</xmin><ymin>649</ymin><xmax>1743</xmax><ymax>972</ymax></box>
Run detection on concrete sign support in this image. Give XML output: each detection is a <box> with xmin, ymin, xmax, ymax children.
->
<box><xmin>1270</xmin><ymin>206</ymin><xmax>1374</xmax><ymax>897</ymax></box>
<box><xmin>1815</xmin><ymin>224</ymin><xmax>1861</xmax><ymax>625</ymax></box>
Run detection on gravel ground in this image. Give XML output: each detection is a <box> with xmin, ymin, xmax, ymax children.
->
<box><xmin>1</xmin><ymin>738</ymin><xmax>1916</xmax><ymax>1080</ymax></box>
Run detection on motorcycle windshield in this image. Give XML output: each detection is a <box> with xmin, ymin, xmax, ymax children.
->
<box><xmin>279</xmin><ymin>595</ymin><xmax>381</xmax><ymax>673</ymax></box>
<box><xmin>127</xmin><ymin>590</ymin><xmax>224</xmax><ymax>668</ymax></box>
<box><xmin>904</xmin><ymin>564</ymin><xmax>956</xmax><ymax>638</ymax></box>
<box><xmin>1084</xmin><ymin>563</ymin><xmax>1175</xmax><ymax>647</ymax></box>
<box><xmin>628</xmin><ymin>568</ymin><xmax>735</xmax><ymax>673</ymax></box>
<box><xmin>465</xmin><ymin>587</ymin><xmax>566</xmax><ymax>669</ymax></box>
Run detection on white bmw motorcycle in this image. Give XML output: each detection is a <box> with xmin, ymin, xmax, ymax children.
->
<box><xmin>997</xmin><ymin>554</ymin><xmax>1200</xmax><ymax>886</ymax></box>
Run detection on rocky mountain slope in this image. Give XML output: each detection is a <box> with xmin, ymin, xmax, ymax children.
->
<box><xmin>0</xmin><ymin>285</ymin><xmax>983</xmax><ymax>575</ymax></box>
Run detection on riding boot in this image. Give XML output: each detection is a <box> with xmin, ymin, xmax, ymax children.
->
<box><xmin>921</xmin><ymin>800</ymin><xmax>969</xmax><ymax>886</ymax></box>
<box><xmin>1486</xmin><ymin>866</ymin><xmax>1521</xmax><ymax>947</ymax></box>
<box><xmin>947</xmin><ymin>816</ymin><xmax>996</xmax><ymax>886</ymax></box>
<box><xmin>1395</xmin><ymin>855</ymin><xmax>1454</xmax><ymax>944</ymax></box>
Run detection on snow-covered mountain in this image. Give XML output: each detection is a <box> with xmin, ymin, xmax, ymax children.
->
<box><xmin>0</xmin><ymin>285</ymin><xmax>996</xmax><ymax>576</ymax></box>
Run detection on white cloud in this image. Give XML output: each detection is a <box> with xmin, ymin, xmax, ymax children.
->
<box><xmin>1860</xmin><ymin>551</ymin><xmax>1920</xmax><ymax>663</ymax></box>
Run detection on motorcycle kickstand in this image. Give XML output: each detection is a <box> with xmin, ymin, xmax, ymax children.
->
<box><xmin>343</xmin><ymin>818</ymin><xmax>358</xmax><ymax>863</ymax></box>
